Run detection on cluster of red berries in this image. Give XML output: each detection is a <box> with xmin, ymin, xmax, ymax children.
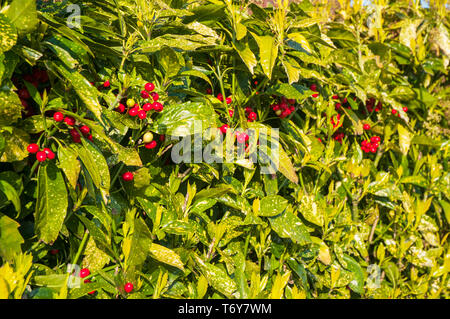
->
<box><xmin>142</xmin><ymin>131</ymin><xmax>164</xmax><ymax>150</ymax></box>
<box><xmin>13</xmin><ymin>68</ymin><xmax>50</xmax><ymax>117</ymax></box>
<box><xmin>391</xmin><ymin>106</ymin><xmax>408</xmax><ymax>116</ymax></box>
<box><xmin>116</xmin><ymin>83</ymin><xmax>162</xmax><ymax>119</ymax></box>
<box><xmin>217</xmin><ymin>93</ymin><xmax>232</xmax><ymax>105</ymax></box>
<box><xmin>80</xmin><ymin>267</ymin><xmax>133</xmax><ymax>295</ymax></box>
<box><xmin>333</xmin><ymin>131</ymin><xmax>345</xmax><ymax>143</ymax></box>
<box><xmin>330</xmin><ymin>113</ymin><xmax>342</xmax><ymax>129</ymax></box>
<box><xmin>332</xmin><ymin>94</ymin><xmax>351</xmax><ymax>111</ymax></box>
<box><xmin>361</xmin><ymin>136</ymin><xmax>381</xmax><ymax>153</ymax></box>
<box><xmin>365</xmin><ymin>98</ymin><xmax>382</xmax><ymax>113</ymax></box>
<box><xmin>53</xmin><ymin>111</ymin><xmax>93</xmax><ymax>143</ymax></box>
<box><xmin>80</xmin><ymin>268</ymin><xmax>95</xmax><ymax>295</ymax></box>
<box><xmin>310</xmin><ymin>84</ymin><xmax>319</xmax><ymax>98</ymax></box>
<box><xmin>271</xmin><ymin>96</ymin><xmax>296</xmax><ymax>118</ymax></box>
<box><xmin>244</xmin><ymin>107</ymin><xmax>257</xmax><ymax>122</ymax></box>
<box><xmin>27</xmin><ymin>144</ymin><xmax>55</xmax><ymax>162</ymax></box>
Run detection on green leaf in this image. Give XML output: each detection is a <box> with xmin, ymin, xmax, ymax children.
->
<box><xmin>0</xmin><ymin>213</ymin><xmax>24</xmax><ymax>261</ymax></box>
<box><xmin>397</xmin><ymin>124</ymin><xmax>412</xmax><ymax>156</ymax></box>
<box><xmin>77</xmin><ymin>215</ymin><xmax>113</xmax><ymax>258</ymax></box>
<box><xmin>259</xmin><ymin>195</ymin><xmax>288</xmax><ymax>217</ymax></box>
<box><xmin>75</xmin><ymin>140</ymin><xmax>110</xmax><ymax>198</ymax></box>
<box><xmin>48</xmin><ymin>61</ymin><xmax>104</xmax><ymax>125</ymax></box>
<box><xmin>287</xmin><ymin>32</ymin><xmax>312</xmax><ymax>53</ymax></box>
<box><xmin>81</xmin><ymin>237</ymin><xmax>110</xmax><ymax>272</ymax></box>
<box><xmin>0</xmin><ymin>179</ymin><xmax>21</xmax><ymax>214</ymax></box>
<box><xmin>194</xmin><ymin>254</ymin><xmax>237</xmax><ymax>298</ymax></box>
<box><xmin>179</xmin><ymin>69</ymin><xmax>212</xmax><ymax>88</ymax></box>
<box><xmin>58</xmin><ymin>145</ymin><xmax>80</xmax><ymax>190</ymax></box>
<box><xmin>152</xmin><ymin>101</ymin><xmax>216</xmax><ymax>137</ymax></box>
<box><xmin>250</xmin><ymin>33</ymin><xmax>278</xmax><ymax>79</ymax></box>
<box><xmin>127</xmin><ymin>218</ymin><xmax>153</xmax><ymax>267</ymax></box>
<box><xmin>4</xmin><ymin>0</ymin><xmax>38</xmax><ymax>34</ymax></box>
<box><xmin>233</xmin><ymin>39</ymin><xmax>257</xmax><ymax>74</ymax></box>
<box><xmin>250</xmin><ymin>123</ymin><xmax>298</xmax><ymax>184</ymax></box>
<box><xmin>150</xmin><ymin>243</ymin><xmax>184</xmax><ymax>271</ymax></box>
<box><xmin>0</xmin><ymin>14</ymin><xmax>17</xmax><ymax>54</ymax></box>
<box><xmin>265</xmin><ymin>83</ymin><xmax>310</xmax><ymax>100</ymax></box>
<box><xmin>159</xmin><ymin>46</ymin><xmax>182</xmax><ymax>78</ymax></box>
<box><xmin>0</xmin><ymin>89</ymin><xmax>23</xmax><ymax>127</ymax></box>
<box><xmin>0</xmin><ymin>128</ymin><xmax>29</xmax><ymax>162</ymax></box>
<box><xmin>327</xmin><ymin>26</ymin><xmax>357</xmax><ymax>48</ymax></box>
<box><xmin>34</xmin><ymin>162</ymin><xmax>68</xmax><ymax>244</ymax></box>
<box><xmin>343</xmin><ymin>255</ymin><xmax>364</xmax><ymax>294</ymax></box>
<box><xmin>282</xmin><ymin>56</ymin><xmax>301</xmax><ymax>84</ymax></box>
<box><xmin>268</xmin><ymin>210</ymin><xmax>311</xmax><ymax>245</ymax></box>
<box><xmin>117</xmin><ymin>145</ymin><xmax>142</xmax><ymax>167</ymax></box>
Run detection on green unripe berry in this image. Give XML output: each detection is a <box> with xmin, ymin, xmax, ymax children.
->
<box><xmin>143</xmin><ymin>132</ymin><xmax>154</xmax><ymax>143</ymax></box>
<box><xmin>127</xmin><ymin>99</ymin><xmax>136</xmax><ymax>107</ymax></box>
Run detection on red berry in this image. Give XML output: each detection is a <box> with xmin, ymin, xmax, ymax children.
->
<box><xmin>312</xmin><ymin>93</ymin><xmax>319</xmax><ymax>98</ymax></box>
<box><xmin>363</xmin><ymin>124</ymin><xmax>370</xmax><ymax>130</ymax></box>
<box><xmin>145</xmin><ymin>83</ymin><xmax>155</xmax><ymax>92</ymax></box>
<box><xmin>219</xmin><ymin>124</ymin><xmax>229</xmax><ymax>134</ymax></box>
<box><xmin>72</xmin><ymin>135</ymin><xmax>81</xmax><ymax>143</ymax></box>
<box><xmin>245</xmin><ymin>107</ymin><xmax>252</xmax><ymax>114</ymax></box>
<box><xmin>117</xmin><ymin>103</ymin><xmax>126</xmax><ymax>113</ymax></box>
<box><xmin>80</xmin><ymin>125</ymin><xmax>90</xmax><ymax>135</ymax></box>
<box><xmin>153</xmin><ymin>102</ymin><xmax>163</xmax><ymax>112</ymax></box>
<box><xmin>53</xmin><ymin>112</ymin><xmax>64</xmax><ymax>122</ymax></box>
<box><xmin>36</xmin><ymin>151</ymin><xmax>47</xmax><ymax>162</ymax></box>
<box><xmin>80</xmin><ymin>268</ymin><xmax>90</xmax><ymax>279</ymax></box>
<box><xmin>248</xmin><ymin>112</ymin><xmax>257</xmax><ymax>121</ymax></box>
<box><xmin>124</xmin><ymin>282</ymin><xmax>134</xmax><ymax>293</ymax></box>
<box><xmin>310</xmin><ymin>84</ymin><xmax>318</xmax><ymax>91</ymax></box>
<box><xmin>103</xmin><ymin>80</ymin><xmax>110</xmax><ymax>88</ymax></box>
<box><xmin>145</xmin><ymin>140</ymin><xmax>157</xmax><ymax>149</ymax></box>
<box><xmin>27</xmin><ymin>143</ymin><xmax>39</xmax><ymax>153</ymax></box>
<box><xmin>289</xmin><ymin>106</ymin><xmax>295</xmax><ymax>112</ymax></box>
<box><xmin>335</xmin><ymin>103</ymin><xmax>342</xmax><ymax>110</ymax></box>
<box><xmin>142</xmin><ymin>103</ymin><xmax>152</xmax><ymax>111</ymax></box>
<box><xmin>150</xmin><ymin>92</ymin><xmax>159</xmax><ymax>102</ymax></box>
<box><xmin>141</xmin><ymin>90</ymin><xmax>150</xmax><ymax>99</ymax></box>
<box><xmin>18</xmin><ymin>88</ymin><xmax>30</xmax><ymax>100</ymax></box>
<box><xmin>64</xmin><ymin>116</ymin><xmax>76</xmax><ymax>126</ymax></box>
<box><xmin>342</xmin><ymin>98</ymin><xmax>348</xmax><ymax>104</ymax></box>
<box><xmin>229</xmin><ymin>109</ymin><xmax>234</xmax><ymax>117</ymax></box>
<box><xmin>50</xmin><ymin>249</ymin><xmax>59</xmax><ymax>255</ymax></box>
<box><xmin>87</xmin><ymin>134</ymin><xmax>93</xmax><ymax>141</ymax></box>
<box><xmin>317</xmin><ymin>138</ymin><xmax>322</xmax><ymax>143</ymax></box>
<box><xmin>225</xmin><ymin>97</ymin><xmax>232</xmax><ymax>105</ymax></box>
<box><xmin>371</xmin><ymin>136</ymin><xmax>380</xmax><ymax>143</ymax></box>
<box><xmin>287</xmin><ymin>99</ymin><xmax>296</xmax><ymax>104</ymax></box>
<box><xmin>70</xmin><ymin>129</ymin><xmax>80</xmax><ymax>139</ymax></box>
<box><xmin>272</xmin><ymin>104</ymin><xmax>280</xmax><ymax>111</ymax></box>
<box><xmin>370</xmin><ymin>146</ymin><xmax>377</xmax><ymax>153</ymax></box>
<box><xmin>391</xmin><ymin>109</ymin><xmax>397</xmax><ymax>115</ymax></box>
<box><xmin>43</xmin><ymin>148</ymin><xmax>55</xmax><ymax>160</ymax></box>
<box><xmin>122</xmin><ymin>172</ymin><xmax>134</xmax><ymax>181</ymax></box>
<box><xmin>237</xmin><ymin>133</ymin><xmax>246</xmax><ymax>144</ymax></box>
<box><xmin>402</xmin><ymin>106</ymin><xmax>408</xmax><ymax>112</ymax></box>
<box><xmin>332</xmin><ymin>95</ymin><xmax>339</xmax><ymax>100</ymax></box>
<box><xmin>138</xmin><ymin>110</ymin><xmax>147</xmax><ymax>119</ymax></box>
<box><xmin>217</xmin><ymin>93</ymin><xmax>223</xmax><ymax>102</ymax></box>
<box><xmin>129</xmin><ymin>107</ymin><xmax>139</xmax><ymax>117</ymax></box>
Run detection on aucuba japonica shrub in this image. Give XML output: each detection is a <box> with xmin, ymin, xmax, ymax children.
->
<box><xmin>0</xmin><ymin>0</ymin><xmax>449</xmax><ymax>299</ymax></box>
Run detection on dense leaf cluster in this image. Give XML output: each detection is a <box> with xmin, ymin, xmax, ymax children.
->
<box><xmin>0</xmin><ymin>0</ymin><xmax>449</xmax><ymax>299</ymax></box>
